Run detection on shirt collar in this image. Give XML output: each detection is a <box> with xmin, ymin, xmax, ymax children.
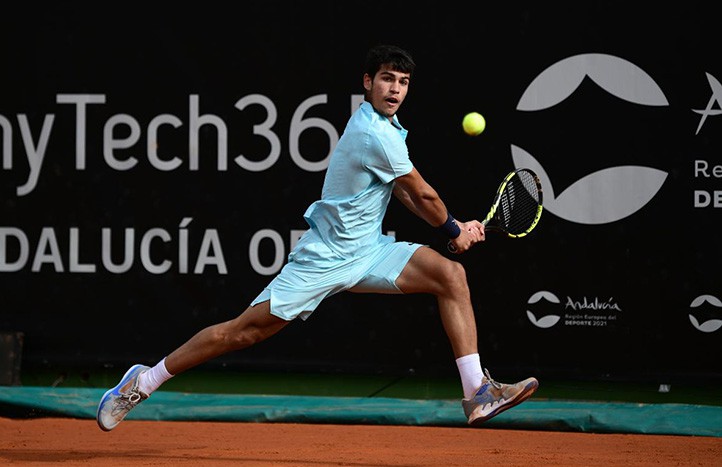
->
<box><xmin>362</xmin><ymin>101</ymin><xmax>404</xmax><ymax>130</ymax></box>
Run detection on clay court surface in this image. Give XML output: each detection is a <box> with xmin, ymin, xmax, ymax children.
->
<box><xmin>1</xmin><ymin>418</ymin><xmax>720</xmax><ymax>466</ymax></box>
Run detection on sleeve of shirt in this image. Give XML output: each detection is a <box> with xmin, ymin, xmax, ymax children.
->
<box><xmin>365</xmin><ymin>125</ymin><xmax>414</xmax><ymax>184</ymax></box>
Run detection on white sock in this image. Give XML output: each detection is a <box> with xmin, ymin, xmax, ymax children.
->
<box><xmin>138</xmin><ymin>357</ymin><xmax>174</xmax><ymax>395</ymax></box>
<box><xmin>456</xmin><ymin>353</ymin><xmax>484</xmax><ymax>400</ymax></box>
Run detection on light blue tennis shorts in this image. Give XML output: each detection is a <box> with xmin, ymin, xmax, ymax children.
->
<box><xmin>250</xmin><ymin>230</ymin><xmax>424</xmax><ymax>321</ymax></box>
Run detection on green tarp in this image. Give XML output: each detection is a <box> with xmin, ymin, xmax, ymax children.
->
<box><xmin>1</xmin><ymin>387</ymin><xmax>719</xmax><ymax>437</ymax></box>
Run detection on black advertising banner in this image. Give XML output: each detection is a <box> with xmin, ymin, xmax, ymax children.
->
<box><xmin>0</xmin><ymin>3</ymin><xmax>720</xmax><ymax>381</ymax></box>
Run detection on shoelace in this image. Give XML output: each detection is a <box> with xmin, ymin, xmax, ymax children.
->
<box><xmin>111</xmin><ymin>390</ymin><xmax>144</xmax><ymax>416</ymax></box>
<box><xmin>483</xmin><ymin>368</ymin><xmax>503</xmax><ymax>390</ymax></box>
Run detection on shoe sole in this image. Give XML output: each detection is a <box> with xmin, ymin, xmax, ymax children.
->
<box><xmin>468</xmin><ymin>378</ymin><xmax>539</xmax><ymax>426</ymax></box>
<box><xmin>96</xmin><ymin>364</ymin><xmax>146</xmax><ymax>432</ymax></box>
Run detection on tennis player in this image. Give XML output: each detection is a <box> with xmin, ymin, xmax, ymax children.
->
<box><xmin>97</xmin><ymin>44</ymin><xmax>538</xmax><ymax>431</ymax></box>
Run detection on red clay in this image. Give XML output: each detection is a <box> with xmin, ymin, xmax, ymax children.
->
<box><xmin>1</xmin><ymin>418</ymin><xmax>720</xmax><ymax>466</ymax></box>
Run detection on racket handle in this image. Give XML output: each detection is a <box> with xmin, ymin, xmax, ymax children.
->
<box><xmin>447</xmin><ymin>241</ymin><xmax>457</xmax><ymax>253</ymax></box>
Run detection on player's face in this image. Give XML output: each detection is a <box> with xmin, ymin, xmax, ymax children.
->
<box><xmin>364</xmin><ymin>65</ymin><xmax>410</xmax><ymax>119</ymax></box>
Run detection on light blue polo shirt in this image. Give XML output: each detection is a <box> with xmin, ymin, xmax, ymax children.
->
<box><xmin>251</xmin><ymin>101</ymin><xmax>422</xmax><ymax>321</ymax></box>
<box><xmin>302</xmin><ymin>101</ymin><xmax>414</xmax><ymax>259</ymax></box>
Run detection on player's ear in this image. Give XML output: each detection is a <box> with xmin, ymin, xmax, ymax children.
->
<box><xmin>363</xmin><ymin>73</ymin><xmax>372</xmax><ymax>92</ymax></box>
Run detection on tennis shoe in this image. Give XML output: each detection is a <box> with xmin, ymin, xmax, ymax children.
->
<box><xmin>96</xmin><ymin>364</ymin><xmax>150</xmax><ymax>431</ymax></box>
<box><xmin>462</xmin><ymin>369</ymin><xmax>538</xmax><ymax>426</ymax></box>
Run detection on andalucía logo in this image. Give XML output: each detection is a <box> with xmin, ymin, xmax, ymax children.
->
<box><xmin>525</xmin><ymin>290</ymin><xmax>621</xmax><ymax>330</ymax></box>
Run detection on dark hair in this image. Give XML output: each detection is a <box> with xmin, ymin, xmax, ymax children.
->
<box><xmin>364</xmin><ymin>44</ymin><xmax>416</xmax><ymax>79</ymax></box>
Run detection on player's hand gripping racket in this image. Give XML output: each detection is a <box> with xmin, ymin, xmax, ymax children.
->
<box><xmin>448</xmin><ymin>168</ymin><xmax>543</xmax><ymax>252</ymax></box>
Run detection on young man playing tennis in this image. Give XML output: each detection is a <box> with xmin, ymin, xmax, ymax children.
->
<box><xmin>97</xmin><ymin>44</ymin><xmax>538</xmax><ymax>431</ymax></box>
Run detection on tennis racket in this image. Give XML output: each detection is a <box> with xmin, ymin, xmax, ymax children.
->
<box><xmin>448</xmin><ymin>168</ymin><xmax>543</xmax><ymax>252</ymax></box>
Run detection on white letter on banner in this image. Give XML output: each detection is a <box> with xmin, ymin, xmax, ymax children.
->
<box><xmin>234</xmin><ymin>94</ymin><xmax>281</xmax><ymax>171</ymax></box>
<box><xmin>289</xmin><ymin>94</ymin><xmax>338</xmax><ymax>172</ymax></box>
<box><xmin>0</xmin><ymin>227</ymin><xmax>29</xmax><ymax>272</ymax></box>
<box><xmin>57</xmin><ymin>94</ymin><xmax>106</xmax><ymax>169</ymax></box>
<box><xmin>249</xmin><ymin>229</ymin><xmax>284</xmax><ymax>276</ymax></box>
<box><xmin>104</xmin><ymin>114</ymin><xmax>141</xmax><ymax>170</ymax></box>
<box><xmin>178</xmin><ymin>217</ymin><xmax>192</xmax><ymax>274</ymax></box>
<box><xmin>148</xmin><ymin>114</ymin><xmax>183</xmax><ymax>171</ymax></box>
<box><xmin>140</xmin><ymin>228</ymin><xmax>171</xmax><ymax>274</ymax></box>
<box><xmin>16</xmin><ymin>114</ymin><xmax>54</xmax><ymax>197</ymax></box>
<box><xmin>189</xmin><ymin>94</ymin><xmax>228</xmax><ymax>171</ymax></box>
<box><xmin>32</xmin><ymin>227</ymin><xmax>64</xmax><ymax>272</ymax></box>
<box><xmin>1</xmin><ymin>115</ymin><xmax>11</xmax><ymax>169</ymax></box>
<box><xmin>69</xmin><ymin>227</ymin><xmax>95</xmax><ymax>272</ymax></box>
<box><xmin>102</xmin><ymin>227</ymin><xmax>134</xmax><ymax>273</ymax></box>
<box><xmin>694</xmin><ymin>190</ymin><xmax>710</xmax><ymax>207</ymax></box>
<box><xmin>195</xmin><ymin>229</ymin><xmax>227</xmax><ymax>274</ymax></box>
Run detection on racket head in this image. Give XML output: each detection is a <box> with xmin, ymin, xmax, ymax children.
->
<box><xmin>482</xmin><ymin>168</ymin><xmax>543</xmax><ymax>238</ymax></box>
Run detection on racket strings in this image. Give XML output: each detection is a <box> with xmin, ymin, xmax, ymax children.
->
<box><xmin>498</xmin><ymin>172</ymin><xmax>541</xmax><ymax>235</ymax></box>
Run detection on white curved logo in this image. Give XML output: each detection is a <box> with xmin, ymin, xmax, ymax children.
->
<box><xmin>689</xmin><ymin>294</ymin><xmax>722</xmax><ymax>333</ymax></box>
<box><xmin>513</xmin><ymin>53</ymin><xmax>669</xmax><ymax>225</ymax></box>
<box><xmin>526</xmin><ymin>290</ymin><xmax>561</xmax><ymax>329</ymax></box>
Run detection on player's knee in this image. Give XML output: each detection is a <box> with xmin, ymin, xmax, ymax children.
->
<box><xmin>232</xmin><ymin>325</ymin><xmax>269</xmax><ymax>349</ymax></box>
<box><xmin>439</xmin><ymin>260</ymin><xmax>470</xmax><ymax>295</ymax></box>
<box><xmin>212</xmin><ymin>321</ymin><xmax>261</xmax><ymax>350</ymax></box>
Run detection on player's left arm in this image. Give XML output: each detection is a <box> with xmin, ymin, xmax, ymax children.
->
<box><xmin>393</xmin><ymin>168</ymin><xmax>446</xmax><ymax>224</ymax></box>
<box><xmin>393</xmin><ymin>169</ymin><xmax>483</xmax><ymax>250</ymax></box>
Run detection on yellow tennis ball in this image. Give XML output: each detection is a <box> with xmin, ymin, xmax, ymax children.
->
<box><xmin>462</xmin><ymin>112</ymin><xmax>486</xmax><ymax>136</ymax></box>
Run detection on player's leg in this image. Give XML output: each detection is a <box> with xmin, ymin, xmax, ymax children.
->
<box><xmin>394</xmin><ymin>246</ymin><xmax>539</xmax><ymax>425</ymax></box>
<box><xmin>393</xmin><ymin>246</ymin><xmax>477</xmax><ymax>358</ymax></box>
<box><xmin>163</xmin><ymin>300</ymin><xmax>289</xmax><ymax>375</ymax></box>
<box><xmin>97</xmin><ymin>301</ymin><xmax>290</xmax><ymax>431</ymax></box>
<box><xmin>351</xmin><ymin>243</ymin><xmax>483</xmax><ymax>396</ymax></box>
